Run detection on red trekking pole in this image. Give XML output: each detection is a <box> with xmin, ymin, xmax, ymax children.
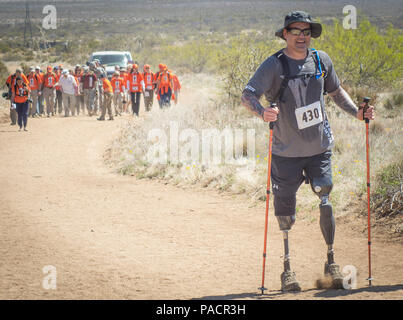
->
<box><xmin>362</xmin><ymin>97</ymin><xmax>374</xmax><ymax>286</ymax></box>
<box><xmin>259</xmin><ymin>103</ymin><xmax>276</xmax><ymax>295</ymax></box>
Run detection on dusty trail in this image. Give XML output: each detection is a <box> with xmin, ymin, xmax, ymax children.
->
<box><xmin>0</xmin><ymin>106</ymin><xmax>402</xmax><ymax>300</ymax></box>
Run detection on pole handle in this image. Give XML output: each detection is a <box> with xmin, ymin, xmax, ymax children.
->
<box><xmin>362</xmin><ymin>97</ymin><xmax>371</xmax><ymax>123</ymax></box>
<box><xmin>269</xmin><ymin>102</ymin><xmax>277</xmax><ymax>129</ymax></box>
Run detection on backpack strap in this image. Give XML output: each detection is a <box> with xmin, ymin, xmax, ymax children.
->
<box><xmin>311</xmin><ymin>48</ymin><xmax>327</xmax><ymax>79</ymax></box>
<box><xmin>14</xmin><ymin>82</ymin><xmax>28</xmax><ymax>97</ymax></box>
<box><xmin>272</xmin><ymin>50</ymin><xmax>290</xmax><ymax>103</ymax></box>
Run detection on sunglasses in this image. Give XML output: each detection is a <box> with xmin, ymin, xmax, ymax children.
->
<box><xmin>286</xmin><ymin>27</ymin><xmax>312</xmax><ymax>37</ymax></box>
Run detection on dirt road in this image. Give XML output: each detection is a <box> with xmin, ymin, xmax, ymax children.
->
<box><xmin>0</xmin><ymin>111</ymin><xmax>402</xmax><ymax>300</ymax></box>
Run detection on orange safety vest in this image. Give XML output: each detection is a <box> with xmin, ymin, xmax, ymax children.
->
<box><xmin>172</xmin><ymin>74</ymin><xmax>181</xmax><ymax>91</ymax></box>
<box><xmin>111</xmin><ymin>76</ymin><xmax>125</xmax><ymax>93</ymax></box>
<box><xmin>27</xmin><ymin>73</ymin><xmax>42</xmax><ymax>90</ymax></box>
<box><xmin>129</xmin><ymin>72</ymin><xmax>144</xmax><ymax>92</ymax></box>
<box><xmin>119</xmin><ymin>72</ymin><xmax>129</xmax><ymax>91</ymax></box>
<box><xmin>43</xmin><ymin>72</ymin><xmax>57</xmax><ymax>88</ymax></box>
<box><xmin>143</xmin><ymin>72</ymin><xmax>154</xmax><ymax>90</ymax></box>
<box><xmin>35</xmin><ymin>72</ymin><xmax>44</xmax><ymax>84</ymax></box>
<box><xmin>158</xmin><ymin>71</ymin><xmax>172</xmax><ymax>94</ymax></box>
<box><xmin>12</xmin><ymin>82</ymin><xmax>30</xmax><ymax>103</ymax></box>
<box><xmin>7</xmin><ymin>73</ymin><xmax>29</xmax><ymax>87</ymax></box>
<box><xmin>102</xmin><ymin>78</ymin><xmax>113</xmax><ymax>93</ymax></box>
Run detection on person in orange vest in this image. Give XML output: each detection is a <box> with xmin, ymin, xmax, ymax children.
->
<box><xmin>73</xmin><ymin>65</ymin><xmax>84</xmax><ymax>115</ymax></box>
<box><xmin>11</xmin><ymin>76</ymin><xmax>31</xmax><ymax>131</ymax></box>
<box><xmin>97</xmin><ymin>74</ymin><xmax>114</xmax><ymax>121</ymax></box>
<box><xmin>170</xmin><ymin>70</ymin><xmax>181</xmax><ymax>105</ymax></box>
<box><xmin>128</xmin><ymin>64</ymin><xmax>145</xmax><ymax>116</ymax></box>
<box><xmin>142</xmin><ymin>64</ymin><xmax>154</xmax><ymax>112</ymax></box>
<box><xmin>119</xmin><ymin>67</ymin><xmax>129</xmax><ymax>113</ymax></box>
<box><xmin>6</xmin><ymin>69</ymin><xmax>29</xmax><ymax>125</ymax></box>
<box><xmin>54</xmin><ymin>65</ymin><xmax>63</xmax><ymax>115</ymax></box>
<box><xmin>154</xmin><ymin>63</ymin><xmax>165</xmax><ymax>108</ymax></box>
<box><xmin>27</xmin><ymin>67</ymin><xmax>42</xmax><ymax>117</ymax></box>
<box><xmin>155</xmin><ymin>65</ymin><xmax>174</xmax><ymax>109</ymax></box>
<box><xmin>34</xmin><ymin>66</ymin><xmax>45</xmax><ymax>116</ymax></box>
<box><xmin>110</xmin><ymin>71</ymin><xmax>125</xmax><ymax>116</ymax></box>
<box><xmin>41</xmin><ymin>66</ymin><xmax>57</xmax><ymax>117</ymax></box>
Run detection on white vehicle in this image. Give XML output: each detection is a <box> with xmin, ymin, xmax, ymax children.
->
<box><xmin>89</xmin><ymin>51</ymin><xmax>133</xmax><ymax>78</ymax></box>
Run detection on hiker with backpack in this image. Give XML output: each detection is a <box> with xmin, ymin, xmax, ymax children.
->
<box><xmin>6</xmin><ymin>69</ymin><xmax>29</xmax><ymax>125</ymax></box>
<box><xmin>241</xmin><ymin>11</ymin><xmax>375</xmax><ymax>293</ymax></box>
<box><xmin>155</xmin><ymin>65</ymin><xmax>174</xmax><ymax>109</ymax></box>
<box><xmin>27</xmin><ymin>67</ymin><xmax>42</xmax><ymax>117</ymax></box>
<box><xmin>11</xmin><ymin>76</ymin><xmax>31</xmax><ymax>131</ymax></box>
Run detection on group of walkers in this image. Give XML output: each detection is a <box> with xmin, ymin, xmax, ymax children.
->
<box><xmin>4</xmin><ymin>61</ymin><xmax>181</xmax><ymax>130</ymax></box>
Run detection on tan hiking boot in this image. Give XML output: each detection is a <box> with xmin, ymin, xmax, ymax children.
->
<box><xmin>324</xmin><ymin>262</ymin><xmax>344</xmax><ymax>289</ymax></box>
<box><xmin>281</xmin><ymin>271</ymin><xmax>301</xmax><ymax>292</ymax></box>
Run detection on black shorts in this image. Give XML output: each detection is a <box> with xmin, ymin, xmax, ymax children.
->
<box><xmin>271</xmin><ymin>150</ymin><xmax>332</xmax><ymax>216</ymax></box>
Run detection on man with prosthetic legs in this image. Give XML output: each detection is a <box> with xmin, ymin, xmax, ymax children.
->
<box><xmin>272</xmin><ymin>154</ymin><xmax>343</xmax><ymax>291</ymax></box>
<box><xmin>241</xmin><ymin>11</ymin><xmax>375</xmax><ymax>293</ymax></box>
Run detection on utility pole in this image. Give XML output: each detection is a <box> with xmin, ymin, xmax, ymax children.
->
<box><xmin>24</xmin><ymin>1</ymin><xmax>33</xmax><ymax>47</ymax></box>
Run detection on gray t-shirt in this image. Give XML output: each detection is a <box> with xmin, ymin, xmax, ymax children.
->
<box><xmin>244</xmin><ymin>49</ymin><xmax>340</xmax><ymax>157</ymax></box>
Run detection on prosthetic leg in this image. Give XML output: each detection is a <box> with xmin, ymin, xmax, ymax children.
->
<box><xmin>311</xmin><ymin>177</ymin><xmax>344</xmax><ymax>288</ymax></box>
<box><xmin>275</xmin><ymin>195</ymin><xmax>301</xmax><ymax>292</ymax></box>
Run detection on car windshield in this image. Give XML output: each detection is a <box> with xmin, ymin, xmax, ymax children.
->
<box><xmin>92</xmin><ymin>54</ymin><xmax>128</xmax><ymax>67</ymax></box>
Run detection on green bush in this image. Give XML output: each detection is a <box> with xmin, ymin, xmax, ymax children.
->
<box><xmin>216</xmin><ymin>33</ymin><xmax>282</xmax><ymax>107</ymax></box>
<box><xmin>0</xmin><ymin>59</ymin><xmax>8</xmax><ymax>85</ymax></box>
<box><xmin>384</xmin><ymin>93</ymin><xmax>403</xmax><ymax>110</ymax></box>
<box><xmin>375</xmin><ymin>161</ymin><xmax>403</xmax><ymax>198</ymax></box>
<box><xmin>315</xmin><ymin>19</ymin><xmax>403</xmax><ymax>90</ymax></box>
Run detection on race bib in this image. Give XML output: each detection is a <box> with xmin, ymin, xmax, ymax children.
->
<box><xmin>295</xmin><ymin>101</ymin><xmax>323</xmax><ymax>130</ymax></box>
<box><xmin>144</xmin><ymin>91</ymin><xmax>149</xmax><ymax>97</ymax></box>
<box><xmin>146</xmin><ymin>85</ymin><xmax>153</xmax><ymax>90</ymax></box>
<box><xmin>48</xmin><ymin>77</ymin><xmax>53</xmax><ymax>85</ymax></box>
<box><xmin>132</xmin><ymin>86</ymin><xmax>138</xmax><ymax>91</ymax></box>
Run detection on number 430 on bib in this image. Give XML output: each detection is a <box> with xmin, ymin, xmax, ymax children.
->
<box><xmin>295</xmin><ymin>101</ymin><xmax>323</xmax><ymax>130</ymax></box>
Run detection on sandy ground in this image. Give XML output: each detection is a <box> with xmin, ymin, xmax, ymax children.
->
<box><xmin>0</xmin><ymin>102</ymin><xmax>402</xmax><ymax>300</ymax></box>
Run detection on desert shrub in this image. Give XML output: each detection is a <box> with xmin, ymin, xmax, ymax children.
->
<box><xmin>316</xmin><ymin>19</ymin><xmax>403</xmax><ymax>90</ymax></box>
<box><xmin>0</xmin><ymin>59</ymin><xmax>8</xmax><ymax>85</ymax></box>
<box><xmin>20</xmin><ymin>63</ymin><xmax>30</xmax><ymax>76</ymax></box>
<box><xmin>217</xmin><ymin>33</ymin><xmax>282</xmax><ymax>107</ymax></box>
<box><xmin>0</xmin><ymin>40</ymin><xmax>11</xmax><ymax>53</ymax></box>
<box><xmin>375</xmin><ymin>161</ymin><xmax>403</xmax><ymax>199</ymax></box>
<box><xmin>2</xmin><ymin>51</ymin><xmax>24</xmax><ymax>62</ymax></box>
<box><xmin>372</xmin><ymin>160</ymin><xmax>403</xmax><ymax>227</ymax></box>
<box><xmin>384</xmin><ymin>92</ymin><xmax>403</xmax><ymax>110</ymax></box>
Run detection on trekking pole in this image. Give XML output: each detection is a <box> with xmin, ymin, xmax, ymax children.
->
<box><xmin>259</xmin><ymin>102</ymin><xmax>276</xmax><ymax>295</ymax></box>
<box><xmin>362</xmin><ymin>97</ymin><xmax>374</xmax><ymax>286</ymax></box>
